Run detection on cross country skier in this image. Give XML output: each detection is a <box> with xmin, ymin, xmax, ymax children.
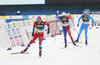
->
<box><xmin>75</xmin><ymin>12</ymin><xmax>94</xmax><ymax>46</ymax></box>
<box><xmin>56</xmin><ymin>11</ymin><xmax>76</xmax><ymax>48</ymax></box>
<box><xmin>21</xmin><ymin>16</ymin><xmax>50</xmax><ymax>57</ymax></box>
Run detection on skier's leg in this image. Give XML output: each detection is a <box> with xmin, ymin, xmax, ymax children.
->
<box><xmin>75</xmin><ymin>24</ymin><xmax>84</xmax><ymax>42</ymax></box>
<box><xmin>39</xmin><ymin>32</ymin><xmax>44</xmax><ymax>57</ymax></box>
<box><xmin>66</xmin><ymin>25</ymin><xmax>76</xmax><ymax>45</ymax></box>
<box><xmin>21</xmin><ymin>32</ymin><xmax>39</xmax><ymax>53</ymax></box>
<box><xmin>84</xmin><ymin>24</ymin><xmax>88</xmax><ymax>46</ymax></box>
<box><xmin>63</xmin><ymin>27</ymin><xmax>67</xmax><ymax>47</ymax></box>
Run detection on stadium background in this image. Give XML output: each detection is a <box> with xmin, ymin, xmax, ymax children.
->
<box><xmin>0</xmin><ymin>0</ymin><xmax>100</xmax><ymax>49</ymax></box>
<box><xmin>0</xmin><ymin>0</ymin><xmax>100</xmax><ymax>15</ymax></box>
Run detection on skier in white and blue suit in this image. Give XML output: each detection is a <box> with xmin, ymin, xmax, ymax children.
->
<box><xmin>75</xmin><ymin>12</ymin><xmax>94</xmax><ymax>46</ymax></box>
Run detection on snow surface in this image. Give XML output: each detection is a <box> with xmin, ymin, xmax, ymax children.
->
<box><xmin>0</xmin><ymin>27</ymin><xmax>100</xmax><ymax>65</ymax></box>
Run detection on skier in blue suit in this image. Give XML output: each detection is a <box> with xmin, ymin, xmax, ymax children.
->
<box><xmin>75</xmin><ymin>12</ymin><xmax>94</xmax><ymax>46</ymax></box>
<box><xmin>56</xmin><ymin>11</ymin><xmax>76</xmax><ymax>47</ymax></box>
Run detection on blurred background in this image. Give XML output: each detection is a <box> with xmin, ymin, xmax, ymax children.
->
<box><xmin>0</xmin><ymin>0</ymin><xmax>100</xmax><ymax>15</ymax></box>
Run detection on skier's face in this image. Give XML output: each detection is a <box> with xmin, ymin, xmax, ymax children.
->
<box><xmin>84</xmin><ymin>14</ymin><xmax>87</xmax><ymax>17</ymax></box>
<box><xmin>37</xmin><ymin>20</ymin><xmax>42</xmax><ymax>24</ymax></box>
<box><xmin>62</xmin><ymin>16</ymin><xmax>66</xmax><ymax>18</ymax></box>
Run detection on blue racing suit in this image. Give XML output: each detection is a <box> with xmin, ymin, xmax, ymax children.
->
<box><xmin>77</xmin><ymin>15</ymin><xmax>94</xmax><ymax>41</ymax></box>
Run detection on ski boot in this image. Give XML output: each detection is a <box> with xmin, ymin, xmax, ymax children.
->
<box><xmin>75</xmin><ymin>38</ymin><xmax>79</xmax><ymax>42</ymax></box>
<box><xmin>39</xmin><ymin>51</ymin><xmax>42</xmax><ymax>58</ymax></box>
<box><xmin>64</xmin><ymin>43</ymin><xmax>67</xmax><ymax>48</ymax></box>
<box><xmin>85</xmin><ymin>40</ymin><xmax>88</xmax><ymax>46</ymax></box>
<box><xmin>72</xmin><ymin>41</ymin><xmax>76</xmax><ymax>46</ymax></box>
<box><xmin>21</xmin><ymin>48</ymin><xmax>28</xmax><ymax>53</ymax></box>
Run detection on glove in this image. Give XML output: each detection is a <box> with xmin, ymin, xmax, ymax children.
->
<box><xmin>32</xmin><ymin>30</ymin><xmax>34</xmax><ymax>36</ymax></box>
<box><xmin>57</xmin><ymin>10</ymin><xmax>59</xmax><ymax>14</ymax></box>
<box><xmin>92</xmin><ymin>24</ymin><xmax>93</xmax><ymax>27</ymax></box>
<box><xmin>47</xmin><ymin>29</ymin><xmax>49</xmax><ymax>34</ymax></box>
<box><xmin>77</xmin><ymin>24</ymin><xmax>79</xmax><ymax>27</ymax></box>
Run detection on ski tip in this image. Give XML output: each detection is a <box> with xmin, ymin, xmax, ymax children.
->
<box><xmin>10</xmin><ymin>52</ymin><xmax>30</xmax><ymax>55</ymax></box>
<box><xmin>76</xmin><ymin>45</ymin><xmax>82</xmax><ymax>48</ymax></box>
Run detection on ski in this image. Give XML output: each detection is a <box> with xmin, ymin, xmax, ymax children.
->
<box><xmin>68</xmin><ymin>41</ymin><xmax>82</xmax><ymax>43</ymax></box>
<box><xmin>10</xmin><ymin>52</ymin><xmax>30</xmax><ymax>55</ymax></box>
<box><xmin>61</xmin><ymin>45</ymin><xmax>82</xmax><ymax>49</ymax></box>
<box><xmin>75</xmin><ymin>45</ymin><xmax>82</xmax><ymax>48</ymax></box>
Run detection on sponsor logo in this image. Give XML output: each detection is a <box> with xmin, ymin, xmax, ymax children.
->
<box><xmin>94</xmin><ymin>20</ymin><xmax>100</xmax><ymax>26</ymax></box>
<box><xmin>82</xmin><ymin>18</ymin><xmax>88</xmax><ymax>20</ymax></box>
<box><xmin>62</xmin><ymin>19</ymin><xmax>67</xmax><ymax>21</ymax></box>
<box><xmin>83</xmin><ymin>9</ymin><xmax>100</xmax><ymax>14</ymax></box>
<box><xmin>36</xmin><ymin>25</ymin><xmax>44</xmax><ymax>27</ymax></box>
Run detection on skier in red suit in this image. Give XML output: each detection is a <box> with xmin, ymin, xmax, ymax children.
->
<box><xmin>21</xmin><ymin>16</ymin><xmax>50</xmax><ymax>57</ymax></box>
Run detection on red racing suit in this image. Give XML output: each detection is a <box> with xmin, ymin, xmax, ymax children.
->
<box><xmin>30</xmin><ymin>21</ymin><xmax>49</xmax><ymax>44</ymax></box>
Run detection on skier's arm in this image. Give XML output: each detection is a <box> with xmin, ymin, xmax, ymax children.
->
<box><xmin>67</xmin><ymin>14</ymin><xmax>73</xmax><ymax>20</ymax></box>
<box><xmin>32</xmin><ymin>22</ymin><xmax>36</xmax><ymax>36</ymax></box>
<box><xmin>67</xmin><ymin>16</ymin><xmax>71</xmax><ymax>20</ymax></box>
<box><xmin>55</xmin><ymin>11</ymin><xmax>62</xmax><ymax>20</ymax></box>
<box><xmin>47</xmin><ymin>24</ymin><xmax>50</xmax><ymax>34</ymax></box>
<box><xmin>43</xmin><ymin>22</ymin><xmax>50</xmax><ymax>34</ymax></box>
<box><xmin>78</xmin><ymin>15</ymin><xmax>82</xmax><ymax>24</ymax></box>
<box><xmin>88</xmin><ymin>15</ymin><xmax>94</xmax><ymax>24</ymax></box>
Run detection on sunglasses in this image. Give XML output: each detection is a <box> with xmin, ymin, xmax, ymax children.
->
<box><xmin>84</xmin><ymin>14</ymin><xmax>87</xmax><ymax>15</ymax></box>
<box><xmin>37</xmin><ymin>20</ymin><xmax>41</xmax><ymax>22</ymax></box>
